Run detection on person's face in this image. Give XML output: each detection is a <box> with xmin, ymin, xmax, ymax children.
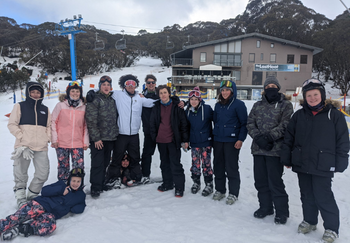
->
<box><xmin>190</xmin><ymin>97</ymin><xmax>200</xmax><ymax>108</ymax></box>
<box><xmin>122</xmin><ymin>157</ymin><xmax>129</xmax><ymax>168</ymax></box>
<box><xmin>125</xmin><ymin>84</ymin><xmax>136</xmax><ymax>94</ymax></box>
<box><xmin>265</xmin><ymin>83</ymin><xmax>278</xmax><ymax>89</ymax></box>
<box><xmin>30</xmin><ymin>90</ymin><xmax>41</xmax><ymax>100</ymax></box>
<box><xmin>70</xmin><ymin>177</ymin><xmax>82</xmax><ymax>190</ymax></box>
<box><xmin>146</xmin><ymin>78</ymin><xmax>156</xmax><ymax>92</ymax></box>
<box><xmin>69</xmin><ymin>88</ymin><xmax>81</xmax><ymax>100</ymax></box>
<box><xmin>100</xmin><ymin>82</ymin><xmax>111</xmax><ymax>95</ymax></box>
<box><xmin>159</xmin><ymin>88</ymin><xmax>170</xmax><ymax>103</ymax></box>
<box><xmin>305</xmin><ymin>89</ymin><xmax>322</xmax><ymax>106</ymax></box>
<box><xmin>221</xmin><ymin>88</ymin><xmax>232</xmax><ymax>100</ymax></box>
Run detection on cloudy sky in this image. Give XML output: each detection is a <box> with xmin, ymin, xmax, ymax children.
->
<box><xmin>1</xmin><ymin>0</ymin><xmax>348</xmax><ymax>35</ymax></box>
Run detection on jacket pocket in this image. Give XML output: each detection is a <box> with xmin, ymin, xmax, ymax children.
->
<box><xmin>224</xmin><ymin>125</ymin><xmax>236</xmax><ymax>137</ymax></box>
<box><xmin>317</xmin><ymin>150</ymin><xmax>336</xmax><ymax>172</ymax></box>
<box><xmin>291</xmin><ymin>147</ymin><xmax>302</xmax><ymax>166</ymax></box>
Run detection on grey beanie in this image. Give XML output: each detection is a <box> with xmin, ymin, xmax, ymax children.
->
<box><xmin>264</xmin><ymin>76</ymin><xmax>281</xmax><ymax>91</ymax></box>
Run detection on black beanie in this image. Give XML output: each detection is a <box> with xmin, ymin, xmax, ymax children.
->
<box><xmin>66</xmin><ymin>82</ymin><xmax>83</xmax><ymax>100</ymax></box>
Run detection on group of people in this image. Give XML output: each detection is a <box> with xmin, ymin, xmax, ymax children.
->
<box><xmin>1</xmin><ymin>74</ymin><xmax>348</xmax><ymax>243</ymax></box>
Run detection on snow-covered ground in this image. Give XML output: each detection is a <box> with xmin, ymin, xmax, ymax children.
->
<box><xmin>0</xmin><ymin>57</ymin><xmax>349</xmax><ymax>243</ymax></box>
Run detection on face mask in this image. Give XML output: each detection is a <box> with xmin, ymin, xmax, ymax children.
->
<box><xmin>264</xmin><ymin>88</ymin><xmax>280</xmax><ymax>103</ymax></box>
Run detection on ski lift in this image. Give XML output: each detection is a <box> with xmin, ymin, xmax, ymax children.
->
<box><xmin>182</xmin><ymin>35</ymin><xmax>191</xmax><ymax>49</ymax></box>
<box><xmin>94</xmin><ymin>32</ymin><xmax>105</xmax><ymax>51</ymax></box>
<box><xmin>166</xmin><ymin>36</ymin><xmax>174</xmax><ymax>49</ymax></box>
<box><xmin>115</xmin><ymin>30</ymin><xmax>127</xmax><ymax>50</ymax></box>
<box><xmin>339</xmin><ymin>0</ymin><xmax>350</xmax><ymax>15</ymax></box>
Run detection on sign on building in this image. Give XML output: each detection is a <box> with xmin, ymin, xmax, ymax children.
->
<box><xmin>255</xmin><ymin>64</ymin><xmax>300</xmax><ymax>72</ymax></box>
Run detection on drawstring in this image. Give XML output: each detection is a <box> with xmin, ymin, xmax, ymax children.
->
<box><xmin>328</xmin><ymin>109</ymin><xmax>331</xmax><ymax>120</ymax></box>
<box><xmin>275</xmin><ymin>103</ymin><xmax>278</xmax><ymax>109</ymax></box>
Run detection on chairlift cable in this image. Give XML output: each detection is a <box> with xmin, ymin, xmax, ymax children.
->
<box><xmin>84</xmin><ymin>21</ymin><xmax>162</xmax><ymax>31</ymax></box>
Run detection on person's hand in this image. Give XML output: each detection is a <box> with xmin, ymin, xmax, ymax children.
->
<box><xmin>234</xmin><ymin>140</ymin><xmax>243</xmax><ymax>149</ymax></box>
<box><xmin>51</xmin><ymin>142</ymin><xmax>58</xmax><ymax>148</ymax></box>
<box><xmin>139</xmin><ymin>93</ymin><xmax>145</xmax><ymax>98</ymax></box>
<box><xmin>95</xmin><ymin>140</ymin><xmax>103</xmax><ymax>150</ymax></box>
<box><xmin>255</xmin><ymin>135</ymin><xmax>273</xmax><ymax>151</ymax></box>
<box><xmin>285</xmin><ymin>166</ymin><xmax>291</xmax><ymax>169</ymax></box>
<box><xmin>63</xmin><ymin>186</ymin><xmax>70</xmax><ymax>196</ymax></box>
<box><xmin>83</xmin><ymin>145</ymin><xmax>88</xmax><ymax>150</ymax></box>
<box><xmin>178</xmin><ymin>100</ymin><xmax>185</xmax><ymax>109</ymax></box>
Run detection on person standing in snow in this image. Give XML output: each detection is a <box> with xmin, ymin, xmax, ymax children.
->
<box><xmin>8</xmin><ymin>82</ymin><xmax>51</xmax><ymax>208</ymax></box>
<box><xmin>212</xmin><ymin>80</ymin><xmax>248</xmax><ymax>205</ymax></box>
<box><xmin>51</xmin><ymin>81</ymin><xmax>89</xmax><ymax>182</ymax></box>
<box><xmin>185</xmin><ymin>87</ymin><xmax>214</xmax><ymax>197</ymax></box>
<box><xmin>281</xmin><ymin>79</ymin><xmax>349</xmax><ymax>243</ymax></box>
<box><xmin>247</xmin><ymin>76</ymin><xmax>292</xmax><ymax>225</ymax></box>
<box><xmin>150</xmin><ymin>85</ymin><xmax>189</xmax><ymax>197</ymax></box>
<box><xmin>0</xmin><ymin>168</ymin><xmax>86</xmax><ymax>241</ymax></box>
<box><xmin>85</xmin><ymin>75</ymin><xmax>118</xmax><ymax>198</ymax></box>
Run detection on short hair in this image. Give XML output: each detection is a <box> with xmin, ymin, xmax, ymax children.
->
<box><xmin>145</xmin><ymin>74</ymin><xmax>157</xmax><ymax>82</ymax></box>
<box><xmin>156</xmin><ymin>85</ymin><xmax>170</xmax><ymax>96</ymax></box>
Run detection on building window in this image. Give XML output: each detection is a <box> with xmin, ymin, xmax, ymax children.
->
<box><xmin>214</xmin><ymin>54</ymin><xmax>241</xmax><ymax>66</ymax></box>
<box><xmin>200</xmin><ymin>52</ymin><xmax>206</xmax><ymax>62</ymax></box>
<box><xmin>260</xmin><ymin>53</ymin><xmax>264</xmax><ymax>61</ymax></box>
<box><xmin>249</xmin><ymin>53</ymin><xmax>255</xmax><ymax>63</ymax></box>
<box><xmin>287</xmin><ymin>54</ymin><xmax>294</xmax><ymax>64</ymax></box>
<box><xmin>270</xmin><ymin>53</ymin><xmax>276</xmax><ymax>63</ymax></box>
<box><xmin>271</xmin><ymin>43</ymin><xmax>275</xmax><ymax>48</ymax></box>
<box><xmin>257</xmin><ymin>40</ymin><xmax>261</xmax><ymax>48</ymax></box>
<box><xmin>300</xmin><ymin>55</ymin><xmax>308</xmax><ymax>64</ymax></box>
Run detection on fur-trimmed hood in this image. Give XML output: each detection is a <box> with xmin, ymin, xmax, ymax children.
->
<box><xmin>59</xmin><ymin>93</ymin><xmax>86</xmax><ymax>104</ymax></box>
<box><xmin>299</xmin><ymin>99</ymin><xmax>342</xmax><ymax>109</ymax></box>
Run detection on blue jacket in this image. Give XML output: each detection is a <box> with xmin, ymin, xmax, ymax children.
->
<box><xmin>34</xmin><ymin>180</ymin><xmax>86</xmax><ymax>219</ymax></box>
<box><xmin>186</xmin><ymin>100</ymin><xmax>213</xmax><ymax>148</ymax></box>
<box><xmin>213</xmin><ymin>83</ymin><xmax>248</xmax><ymax>143</ymax></box>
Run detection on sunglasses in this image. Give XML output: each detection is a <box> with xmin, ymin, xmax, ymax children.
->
<box><xmin>189</xmin><ymin>90</ymin><xmax>201</xmax><ymax>98</ymax></box>
<box><xmin>146</xmin><ymin>81</ymin><xmax>156</xmax><ymax>85</ymax></box>
<box><xmin>125</xmin><ymin>80</ymin><xmax>136</xmax><ymax>87</ymax></box>
<box><xmin>302</xmin><ymin>79</ymin><xmax>323</xmax><ymax>87</ymax></box>
<box><xmin>220</xmin><ymin>80</ymin><xmax>233</xmax><ymax>88</ymax></box>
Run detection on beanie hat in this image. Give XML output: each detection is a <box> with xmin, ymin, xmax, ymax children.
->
<box><xmin>67</xmin><ymin>168</ymin><xmax>85</xmax><ymax>190</ymax></box>
<box><xmin>99</xmin><ymin>75</ymin><xmax>112</xmax><ymax>90</ymax></box>
<box><xmin>29</xmin><ymin>85</ymin><xmax>44</xmax><ymax>98</ymax></box>
<box><xmin>219</xmin><ymin>80</ymin><xmax>234</xmax><ymax>93</ymax></box>
<box><xmin>302</xmin><ymin>79</ymin><xmax>326</xmax><ymax>101</ymax></box>
<box><xmin>66</xmin><ymin>81</ymin><xmax>83</xmax><ymax>100</ymax></box>
<box><xmin>188</xmin><ymin>86</ymin><xmax>202</xmax><ymax>101</ymax></box>
<box><xmin>264</xmin><ymin>76</ymin><xmax>281</xmax><ymax>91</ymax></box>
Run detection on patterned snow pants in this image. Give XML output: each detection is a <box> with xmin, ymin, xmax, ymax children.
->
<box><xmin>56</xmin><ymin>147</ymin><xmax>84</xmax><ymax>181</ymax></box>
<box><xmin>190</xmin><ymin>147</ymin><xmax>213</xmax><ymax>177</ymax></box>
<box><xmin>0</xmin><ymin>200</ymin><xmax>56</xmax><ymax>236</ymax></box>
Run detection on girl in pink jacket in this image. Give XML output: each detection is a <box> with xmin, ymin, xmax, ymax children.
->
<box><xmin>51</xmin><ymin>82</ymin><xmax>89</xmax><ymax>181</ymax></box>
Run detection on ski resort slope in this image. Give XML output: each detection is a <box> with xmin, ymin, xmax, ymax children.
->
<box><xmin>0</xmin><ymin>57</ymin><xmax>349</xmax><ymax>243</ymax></box>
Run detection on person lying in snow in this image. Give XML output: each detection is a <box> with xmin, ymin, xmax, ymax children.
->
<box><xmin>0</xmin><ymin>168</ymin><xmax>86</xmax><ymax>241</ymax></box>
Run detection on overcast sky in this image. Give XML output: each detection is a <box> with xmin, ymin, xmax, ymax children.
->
<box><xmin>1</xmin><ymin>0</ymin><xmax>348</xmax><ymax>35</ymax></box>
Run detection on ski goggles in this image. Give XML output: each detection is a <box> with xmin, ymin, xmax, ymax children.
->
<box><xmin>302</xmin><ymin>79</ymin><xmax>324</xmax><ymax>92</ymax></box>
<box><xmin>124</xmin><ymin>80</ymin><xmax>137</xmax><ymax>87</ymax></box>
<box><xmin>100</xmin><ymin>76</ymin><xmax>112</xmax><ymax>83</ymax></box>
<box><xmin>188</xmin><ymin>90</ymin><xmax>201</xmax><ymax>99</ymax></box>
<box><xmin>302</xmin><ymin>79</ymin><xmax>323</xmax><ymax>87</ymax></box>
<box><xmin>71</xmin><ymin>168</ymin><xmax>84</xmax><ymax>177</ymax></box>
<box><xmin>67</xmin><ymin>81</ymin><xmax>82</xmax><ymax>90</ymax></box>
<box><xmin>146</xmin><ymin>81</ymin><xmax>156</xmax><ymax>84</ymax></box>
<box><xmin>220</xmin><ymin>80</ymin><xmax>233</xmax><ymax>88</ymax></box>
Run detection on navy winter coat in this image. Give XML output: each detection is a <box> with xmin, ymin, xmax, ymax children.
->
<box><xmin>186</xmin><ymin>100</ymin><xmax>213</xmax><ymax>148</ymax></box>
<box><xmin>213</xmin><ymin>83</ymin><xmax>248</xmax><ymax>143</ymax></box>
<box><xmin>34</xmin><ymin>180</ymin><xmax>86</xmax><ymax>219</ymax></box>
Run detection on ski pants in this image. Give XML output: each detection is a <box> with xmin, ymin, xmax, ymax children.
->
<box><xmin>141</xmin><ymin>133</ymin><xmax>157</xmax><ymax>177</ymax></box>
<box><xmin>190</xmin><ymin>146</ymin><xmax>213</xmax><ymax>177</ymax></box>
<box><xmin>0</xmin><ymin>200</ymin><xmax>56</xmax><ymax>236</ymax></box>
<box><xmin>297</xmin><ymin>172</ymin><xmax>339</xmax><ymax>234</ymax></box>
<box><xmin>253</xmin><ymin>155</ymin><xmax>289</xmax><ymax>217</ymax></box>
<box><xmin>56</xmin><ymin>147</ymin><xmax>84</xmax><ymax>182</ymax></box>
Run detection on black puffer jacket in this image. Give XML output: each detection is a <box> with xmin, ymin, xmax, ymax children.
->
<box><xmin>150</xmin><ymin>96</ymin><xmax>189</xmax><ymax>149</ymax></box>
<box><xmin>280</xmin><ymin>100</ymin><xmax>349</xmax><ymax>177</ymax></box>
<box><xmin>141</xmin><ymin>88</ymin><xmax>159</xmax><ymax>135</ymax></box>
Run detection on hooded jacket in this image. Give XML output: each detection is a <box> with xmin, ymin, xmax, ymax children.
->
<box><xmin>280</xmin><ymin>100</ymin><xmax>349</xmax><ymax>177</ymax></box>
<box><xmin>8</xmin><ymin>82</ymin><xmax>51</xmax><ymax>151</ymax></box>
<box><xmin>141</xmin><ymin>88</ymin><xmax>159</xmax><ymax>135</ymax></box>
<box><xmin>51</xmin><ymin>94</ymin><xmax>89</xmax><ymax>148</ymax></box>
<box><xmin>186</xmin><ymin>100</ymin><xmax>213</xmax><ymax>148</ymax></box>
<box><xmin>213</xmin><ymin>82</ymin><xmax>248</xmax><ymax>143</ymax></box>
<box><xmin>247</xmin><ymin>93</ymin><xmax>293</xmax><ymax>157</ymax></box>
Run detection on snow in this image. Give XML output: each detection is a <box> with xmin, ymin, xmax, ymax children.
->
<box><xmin>0</xmin><ymin>57</ymin><xmax>349</xmax><ymax>243</ymax></box>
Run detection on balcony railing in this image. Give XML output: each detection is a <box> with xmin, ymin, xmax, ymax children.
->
<box><xmin>171</xmin><ymin>75</ymin><xmax>234</xmax><ymax>85</ymax></box>
<box><xmin>171</xmin><ymin>58</ymin><xmax>193</xmax><ymax>66</ymax></box>
<box><xmin>213</xmin><ymin>61</ymin><xmax>242</xmax><ymax>67</ymax></box>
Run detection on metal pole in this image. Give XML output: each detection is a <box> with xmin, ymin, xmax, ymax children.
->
<box><xmin>69</xmin><ymin>34</ymin><xmax>77</xmax><ymax>81</ymax></box>
<box><xmin>339</xmin><ymin>0</ymin><xmax>350</xmax><ymax>15</ymax></box>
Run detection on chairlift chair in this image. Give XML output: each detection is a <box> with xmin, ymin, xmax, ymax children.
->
<box><xmin>166</xmin><ymin>36</ymin><xmax>174</xmax><ymax>49</ymax></box>
<box><xmin>182</xmin><ymin>35</ymin><xmax>191</xmax><ymax>49</ymax></box>
<box><xmin>115</xmin><ymin>30</ymin><xmax>127</xmax><ymax>50</ymax></box>
<box><xmin>94</xmin><ymin>32</ymin><xmax>105</xmax><ymax>51</ymax></box>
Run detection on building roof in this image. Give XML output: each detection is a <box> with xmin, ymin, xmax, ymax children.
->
<box><xmin>177</xmin><ymin>32</ymin><xmax>323</xmax><ymax>55</ymax></box>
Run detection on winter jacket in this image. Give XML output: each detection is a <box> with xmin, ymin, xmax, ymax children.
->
<box><xmin>8</xmin><ymin>82</ymin><xmax>51</xmax><ymax>151</ymax></box>
<box><xmin>51</xmin><ymin>94</ymin><xmax>89</xmax><ymax>148</ymax></box>
<box><xmin>213</xmin><ymin>83</ymin><xmax>248</xmax><ymax>143</ymax></box>
<box><xmin>111</xmin><ymin>89</ymin><xmax>155</xmax><ymax>135</ymax></box>
<box><xmin>142</xmin><ymin>88</ymin><xmax>159</xmax><ymax>135</ymax></box>
<box><xmin>247</xmin><ymin>93</ymin><xmax>293</xmax><ymax>157</ymax></box>
<box><xmin>150</xmin><ymin>97</ymin><xmax>189</xmax><ymax>149</ymax></box>
<box><xmin>280</xmin><ymin>100</ymin><xmax>349</xmax><ymax>177</ymax></box>
<box><xmin>186</xmin><ymin>100</ymin><xmax>213</xmax><ymax>148</ymax></box>
<box><xmin>34</xmin><ymin>180</ymin><xmax>86</xmax><ymax>219</ymax></box>
<box><xmin>85</xmin><ymin>91</ymin><xmax>119</xmax><ymax>142</ymax></box>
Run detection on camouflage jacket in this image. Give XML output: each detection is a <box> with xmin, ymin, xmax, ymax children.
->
<box><xmin>85</xmin><ymin>91</ymin><xmax>119</xmax><ymax>142</ymax></box>
<box><xmin>247</xmin><ymin>93</ymin><xmax>293</xmax><ymax>157</ymax></box>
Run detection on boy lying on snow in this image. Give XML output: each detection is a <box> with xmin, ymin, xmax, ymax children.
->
<box><xmin>0</xmin><ymin>168</ymin><xmax>86</xmax><ymax>241</ymax></box>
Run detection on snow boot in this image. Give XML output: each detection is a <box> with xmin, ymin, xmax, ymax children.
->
<box><xmin>190</xmin><ymin>175</ymin><xmax>201</xmax><ymax>194</ymax></box>
<box><xmin>297</xmin><ymin>220</ymin><xmax>317</xmax><ymax>234</ymax></box>
<box><xmin>226</xmin><ymin>194</ymin><xmax>238</xmax><ymax>205</ymax></box>
<box><xmin>27</xmin><ymin>189</ymin><xmax>39</xmax><ymax>201</ymax></box>
<box><xmin>18</xmin><ymin>223</ymin><xmax>34</xmax><ymax>237</ymax></box>
<box><xmin>254</xmin><ymin>208</ymin><xmax>274</xmax><ymax>219</ymax></box>
<box><xmin>157</xmin><ymin>184</ymin><xmax>174</xmax><ymax>192</ymax></box>
<box><xmin>1</xmin><ymin>227</ymin><xmax>19</xmax><ymax>241</ymax></box>
<box><xmin>322</xmin><ymin>229</ymin><xmax>338</xmax><ymax>243</ymax></box>
<box><xmin>175</xmin><ymin>188</ymin><xmax>184</xmax><ymax>198</ymax></box>
<box><xmin>105</xmin><ymin>177</ymin><xmax>121</xmax><ymax>189</ymax></box>
<box><xmin>212</xmin><ymin>191</ymin><xmax>225</xmax><ymax>201</ymax></box>
<box><xmin>274</xmin><ymin>215</ymin><xmax>288</xmax><ymax>225</ymax></box>
<box><xmin>15</xmin><ymin>188</ymin><xmax>27</xmax><ymax>209</ymax></box>
<box><xmin>202</xmin><ymin>176</ymin><xmax>213</xmax><ymax>197</ymax></box>
<box><xmin>141</xmin><ymin>176</ymin><xmax>150</xmax><ymax>184</ymax></box>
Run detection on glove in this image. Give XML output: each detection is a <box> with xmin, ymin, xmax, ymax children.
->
<box><xmin>22</xmin><ymin>147</ymin><xmax>34</xmax><ymax>160</ymax></box>
<box><xmin>255</xmin><ymin>134</ymin><xmax>273</xmax><ymax>151</ymax></box>
<box><xmin>86</xmin><ymin>90</ymin><xmax>96</xmax><ymax>103</ymax></box>
<box><xmin>10</xmin><ymin>146</ymin><xmax>26</xmax><ymax>160</ymax></box>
